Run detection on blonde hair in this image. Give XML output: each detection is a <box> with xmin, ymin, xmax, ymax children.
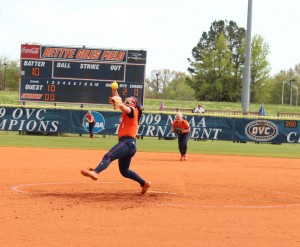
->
<box><xmin>176</xmin><ymin>111</ymin><xmax>183</xmax><ymax>118</ymax></box>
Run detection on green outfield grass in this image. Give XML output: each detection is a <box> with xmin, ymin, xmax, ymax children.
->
<box><xmin>0</xmin><ymin>131</ymin><xmax>299</xmax><ymax>159</ymax></box>
<box><xmin>1</xmin><ymin>91</ymin><xmax>300</xmax><ymax>117</ymax></box>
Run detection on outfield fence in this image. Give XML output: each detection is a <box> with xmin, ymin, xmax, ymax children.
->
<box><xmin>0</xmin><ymin>106</ymin><xmax>299</xmax><ymax>144</ymax></box>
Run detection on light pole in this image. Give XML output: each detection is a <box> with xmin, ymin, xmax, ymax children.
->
<box><xmin>155</xmin><ymin>73</ymin><xmax>159</xmax><ymax>99</ymax></box>
<box><xmin>282</xmin><ymin>79</ymin><xmax>297</xmax><ymax>105</ymax></box>
<box><xmin>282</xmin><ymin>80</ymin><xmax>289</xmax><ymax>105</ymax></box>
<box><xmin>289</xmin><ymin>79</ymin><xmax>295</xmax><ymax>105</ymax></box>
<box><xmin>3</xmin><ymin>63</ymin><xmax>7</xmax><ymax>91</ymax></box>
<box><xmin>242</xmin><ymin>0</ymin><xmax>253</xmax><ymax>113</ymax></box>
<box><xmin>294</xmin><ymin>86</ymin><xmax>299</xmax><ymax>106</ymax></box>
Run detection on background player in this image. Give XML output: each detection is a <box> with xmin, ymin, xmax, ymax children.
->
<box><xmin>85</xmin><ymin>110</ymin><xmax>95</xmax><ymax>140</ymax></box>
<box><xmin>172</xmin><ymin>112</ymin><xmax>191</xmax><ymax>161</ymax></box>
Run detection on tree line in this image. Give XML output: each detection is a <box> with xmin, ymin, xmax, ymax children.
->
<box><xmin>1</xmin><ymin>20</ymin><xmax>299</xmax><ymax>105</ymax></box>
<box><xmin>146</xmin><ymin>20</ymin><xmax>300</xmax><ymax>105</ymax></box>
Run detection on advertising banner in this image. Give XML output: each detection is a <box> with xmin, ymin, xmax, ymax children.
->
<box><xmin>0</xmin><ymin>107</ymin><xmax>299</xmax><ymax>143</ymax></box>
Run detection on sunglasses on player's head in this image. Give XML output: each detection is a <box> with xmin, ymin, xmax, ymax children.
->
<box><xmin>124</xmin><ymin>101</ymin><xmax>134</xmax><ymax>105</ymax></box>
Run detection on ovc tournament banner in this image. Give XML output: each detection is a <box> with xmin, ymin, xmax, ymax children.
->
<box><xmin>0</xmin><ymin>107</ymin><xmax>299</xmax><ymax>144</ymax></box>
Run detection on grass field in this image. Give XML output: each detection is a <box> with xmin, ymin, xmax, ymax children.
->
<box><xmin>1</xmin><ymin>91</ymin><xmax>300</xmax><ymax>117</ymax></box>
<box><xmin>1</xmin><ymin>131</ymin><xmax>299</xmax><ymax>159</ymax></box>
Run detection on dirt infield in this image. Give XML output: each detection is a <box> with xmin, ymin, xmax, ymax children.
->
<box><xmin>1</xmin><ymin>147</ymin><xmax>300</xmax><ymax>247</ymax></box>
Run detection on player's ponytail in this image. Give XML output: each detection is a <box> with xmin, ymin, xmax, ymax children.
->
<box><xmin>136</xmin><ymin>105</ymin><xmax>143</xmax><ymax>123</ymax></box>
<box><xmin>130</xmin><ymin>97</ymin><xmax>142</xmax><ymax>122</ymax></box>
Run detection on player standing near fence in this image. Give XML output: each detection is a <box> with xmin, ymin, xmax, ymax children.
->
<box><xmin>172</xmin><ymin>112</ymin><xmax>190</xmax><ymax>161</ymax></box>
<box><xmin>85</xmin><ymin>110</ymin><xmax>96</xmax><ymax>140</ymax></box>
<box><xmin>81</xmin><ymin>82</ymin><xmax>151</xmax><ymax>194</ymax></box>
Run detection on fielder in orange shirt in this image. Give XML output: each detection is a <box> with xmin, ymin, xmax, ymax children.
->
<box><xmin>81</xmin><ymin>87</ymin><xmax>151</xmax><ymax>194</ymax></box>
<box><xmin>85</xmin><ymin>110</ymin><xmax>95</xmax><ymax>140</ymax></box>
<box><xmin>172</xmin><ymin>111</ymin><xmax>191</xmax><ymax>161</ymax></box>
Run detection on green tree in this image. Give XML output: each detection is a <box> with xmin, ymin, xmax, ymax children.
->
<box><xmin>269</xmin><ymin>69</ymin><xmax>299</xmax><ymax>105</ymax></box>
<box><xmin>145</xmin><ymin>69</ymin><xmax>177</xmax><ymax>99</ymax></box>
<box><xmin>163</xmin><ymin>72</ymin><xmax>195</xmax><ymax>100</ymax></box>
<box><xmin>250</xmin><ymin>35</ymin><xmax>271</xmax><ymax>103</ymax></box>
<box><xmin>0</xmin><ymin>58</ymin><xmax>20</xmax><ymax>91</ymax></box>
<box><xmin>294</xmin><ymin>63</ymin><xmax>300</xmax><ymax>76</ymax></box>
<box><xmin>187</xmin><ymin>20</ymin><xmax>272</xmax><ymax>103</ymax></box>
<box><xmin>187</xmin><ymin>20</ymin><xmax>246</xmax><ymax>102</ymax></box>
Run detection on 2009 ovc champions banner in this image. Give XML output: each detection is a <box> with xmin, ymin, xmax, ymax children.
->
<box><xmin>0</xmin><ymin>107</ymin><xmax>299</xmax><ymax>143</ymax></box>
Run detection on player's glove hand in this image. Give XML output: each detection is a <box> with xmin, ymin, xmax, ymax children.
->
<box><xmin>111</xmin><ymin>96</ymin><xmax>123</xmax><ymax>110</ymax></box>
<box><xmin>173</xmin><ymin>127</ymin><xmax>182</xmax><ymax>134</ymax></box>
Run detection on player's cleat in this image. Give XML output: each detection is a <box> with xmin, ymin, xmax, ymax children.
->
<box><xmin>141</xmin><ymin>181</ymin><xmax>151</xmax><ymax>194</ymax></box>
<box><xmin>183</xmin><ymin>154</ymin><xmax>187</xmax><ymax>161</ymax></box>
<box><xmin>180</xmin><ymin>155</ymin><xmax>183</xmax><ymax>161</ymax></box>
<box><xmin>81</xmin><ymin>168</ymin><xmax>98</xmax><ymax>180</ymax></box>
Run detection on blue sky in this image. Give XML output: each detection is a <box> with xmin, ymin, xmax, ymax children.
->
<box><xmin>1</xmin><ymin>0</ymin><xmax>299</xmax><ymax>77</ymax></box>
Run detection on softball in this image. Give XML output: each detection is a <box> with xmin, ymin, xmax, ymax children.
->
<box><xmin>111</xmin><ymin>81</ymin><xmax>118</xmax><ymax>90</ymax></box>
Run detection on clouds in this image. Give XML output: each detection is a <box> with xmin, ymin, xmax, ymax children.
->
<box><xmin>1</xmin><ymin>0</ymin><xmax>299</xmax><ymax>76</ymax></box>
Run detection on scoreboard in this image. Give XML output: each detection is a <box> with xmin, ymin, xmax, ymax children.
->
<box><xmin>20</xmin><ymin>44</ymin><xmax>147</xmax><ymax>105</ymax></box>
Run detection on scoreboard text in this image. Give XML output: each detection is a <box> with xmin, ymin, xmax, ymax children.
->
<box><xmin>20</xmin><ymin>44</ymin><xmax>147</xmax><ymax>105</ymax></box>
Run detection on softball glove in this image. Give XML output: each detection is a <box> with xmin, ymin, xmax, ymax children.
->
<box><xmin>173</xmin><ymin>127</ymin><xmax>182</xmax><ymax>134</ymax></box>
<box><xmin>111</xmin><ymin>96</ymin><xmax>123</xmax><ymax>110</ymax></box>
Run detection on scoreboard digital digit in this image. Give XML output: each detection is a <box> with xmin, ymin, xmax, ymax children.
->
<box><xmin>20</xmin><ymin>44</ymin><xmax>147</xmax><ymax>105</ymax></box>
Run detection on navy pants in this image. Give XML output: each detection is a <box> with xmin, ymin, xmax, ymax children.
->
<box><xmin>178</xmin><ymin>133</ymin><xmax>190</xmax><ymax>155</ymax></box>
<box><xmin>94</xmin><ymin>136</ymin><xmax>145</xmax><ymax>186</ymax></box>
<box><xmin>89</xmin><ymin>122</ymin><xmax>95</xmax><ymax>137</ymax></box>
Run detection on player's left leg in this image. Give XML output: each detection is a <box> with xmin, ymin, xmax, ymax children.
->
<box><xmin>178</xmin><ymin>135</ymin><xmax>185</xmax><ymax>160</ymax></box>
<box><xmin>119</xmin><ymin>155</ymin><xmax>151</xmax><ymax>194</ymax></box>
<box><xmin>181</xmin><ymin>133</ymin><xmax>190</xmax><ymax>160</ymax></box>
<box><xmin>118</xmin><ymin>155</ymin><xmax>144</xmax><ymax>184</ymax></box>
<box><xmin>88</xmin><ymin>123</ymin><xmax>93</xmax><ymax>139</ymax></box>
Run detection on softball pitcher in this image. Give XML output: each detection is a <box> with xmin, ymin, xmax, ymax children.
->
<box><xmin>81</xmin><ymin>84</ymin><xmax>151</xmax><ymax>194</ymax></box>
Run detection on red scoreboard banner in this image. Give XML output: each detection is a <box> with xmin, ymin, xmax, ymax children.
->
<box><xmin>20</xmin><ymin>44</ymin><xmax>147</xmax><ymax>105</ymax></box>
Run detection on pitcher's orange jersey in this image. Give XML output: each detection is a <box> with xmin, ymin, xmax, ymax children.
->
<box><xmin>118</xmin><ymin>107</ymin><xmax>139</xmax><ymax>139</ymax></box>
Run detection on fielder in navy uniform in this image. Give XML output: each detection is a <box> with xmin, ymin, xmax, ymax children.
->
<box><xmin>85</xmin><ymin>110</ymin><xmax>95</xmax><ymax>140</ymax></box>
<box><xmin>172</xmin><ymin>112</ymin><xmax>191</xmax><ymax>161</ymax></box>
